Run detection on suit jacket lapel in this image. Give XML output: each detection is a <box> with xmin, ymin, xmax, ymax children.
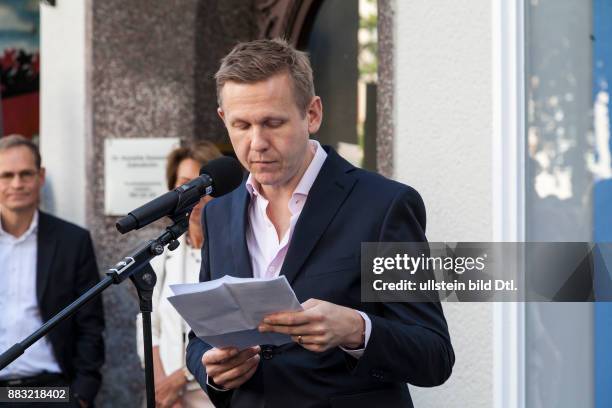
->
<box><xmin>280</xmin><ymin>148</ymin><xmax>357</xmax><ymax>285</ymax></box>
<box><xmin>230</xmin><ymin>184</ymin><xmax>254</xmax><ymax>278</ymax></box>
<box><xmin>37</xmin><ymin>211</ymin><xmax>58</xmax><ymax>304</ymax></box>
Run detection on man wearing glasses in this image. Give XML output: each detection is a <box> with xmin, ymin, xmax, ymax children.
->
<box><xmin>0</xmin><ymin>135</ymin><xmax>104</xmax><ymax>407</ymax></box>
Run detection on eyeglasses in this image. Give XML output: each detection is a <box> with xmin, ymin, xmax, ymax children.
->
<box><xmin>0</xmin><ymin>170</ymin><xmax>39</xmax><ymax>184</ymax></box>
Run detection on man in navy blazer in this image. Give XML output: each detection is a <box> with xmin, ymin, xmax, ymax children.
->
<box><xmin>186</xmin><ymin>39</ymin><xmax>454</xmax><ymax>408</ymax></box>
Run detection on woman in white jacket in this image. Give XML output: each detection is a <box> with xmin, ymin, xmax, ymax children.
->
<box><xmin>137</xmin><ymin>141</ymin><xmax>223</xmax><ymax>408</ymax></box>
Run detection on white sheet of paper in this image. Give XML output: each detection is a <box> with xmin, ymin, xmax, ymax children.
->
<box><xmin>167</xmin><ymin>275</ymin><xmax>302</xmax><ymax>349</ymax></box>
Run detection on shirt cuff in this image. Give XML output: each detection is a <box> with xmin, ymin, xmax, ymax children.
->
<box><xmin>206</xmin><ymin>375</ymin><xmax>230</xmax><ymax>392</ymax></box>
<box><xmin>339</xmin><ymin>311</ymin><xmax>372</xmax><ymax>359</ymax></box>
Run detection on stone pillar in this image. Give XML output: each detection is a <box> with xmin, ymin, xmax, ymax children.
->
<box><xmin>377</xmin><ymin>0</ymin><xmax>394</xmax><ymax>178</ymax></box>
<box><xmin>88</xmin><ymin>1</ymin><xmax>253</xmax><ymax>405</ymax></box>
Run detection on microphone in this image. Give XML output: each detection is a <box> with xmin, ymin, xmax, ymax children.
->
<box><xmin>116</xmin><ymin>156</ymin><xmax>243</xmax><ymax>234</ymax></box>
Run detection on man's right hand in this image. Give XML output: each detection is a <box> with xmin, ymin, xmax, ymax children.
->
<box><xmin>203</xmin><ymin>346</ymin><xmax>261</xmax><ymax>390</ymax></box>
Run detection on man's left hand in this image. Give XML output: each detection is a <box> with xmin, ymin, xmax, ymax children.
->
<box><xmin>155</xmin><ymin>369</ymin><xmax>186</xmax><ymax>408</ymax></box>
<box><xmin>258</xmin><ymin>299</ymin><xmax>364</xmax><ymax>352</ymax></box>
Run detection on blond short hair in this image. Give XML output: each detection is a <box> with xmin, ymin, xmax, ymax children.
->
<box><xmin>215</xmin><ymin>38</ymin><xmax>315</xmax><ymax>115</ymax></box>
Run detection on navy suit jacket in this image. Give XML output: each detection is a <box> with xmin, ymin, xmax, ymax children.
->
<box><xmin>37</xmin><ymin>211</ymin><xmax>105</xmax><ymax>403</ymax></box>
<box><xmin>186</xmin><ymin>147</ymin><xmax>454</xmax><ymax>408</ymax></box>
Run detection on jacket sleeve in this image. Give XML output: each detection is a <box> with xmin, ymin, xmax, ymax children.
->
<box><xmin>185</xmin><ymin>205</ymin><xmax>234</xmax><ymax>408</ymax></box>
<box><xmin>346</xmin><ymin>187</ymin><xmax>455</xmax><ymax>387</ymax></box>
<box><xmin>70</xmin><ymin>231</ymin><xmax>105</xmax><ymax>403</ymax></box>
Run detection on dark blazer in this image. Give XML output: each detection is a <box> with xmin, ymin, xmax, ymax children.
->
<box><xmin>186</xmin><ymin>147</ymin><xmax>454</xmax><ymax>408</ymax></box>
<box><xmin>37</xmin><ymin>211</ymin><xmax>105</xmax><ymax>403</ymax></box>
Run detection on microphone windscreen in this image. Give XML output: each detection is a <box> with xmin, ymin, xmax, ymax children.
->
<box><xmin>200</xmin><ymin>156</ymin><xmax>244</xmax><ymax>197</ymax></box>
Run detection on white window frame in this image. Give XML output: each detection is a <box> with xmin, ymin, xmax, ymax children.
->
<box><xmin>492</xmin><ymin>1</ymin><xmax>526</xmax><ymax>408</ymax></box>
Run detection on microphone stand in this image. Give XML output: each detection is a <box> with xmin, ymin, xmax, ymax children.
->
<box><xmin>0</xmin><ymin>209</ymin><xmax>193</xmax><ymax>408</ymax></box>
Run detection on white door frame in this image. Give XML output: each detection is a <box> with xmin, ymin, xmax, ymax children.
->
<box><xmin>492</xmin><ymin>0</ymin><xmax>526</xmax><ymax>407</ymax></box>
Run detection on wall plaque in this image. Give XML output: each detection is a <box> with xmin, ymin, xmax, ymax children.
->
<box><xmin>104</xmin><ymin>138</ymin><xmax>179</xmax><ymax>215</ymax></box>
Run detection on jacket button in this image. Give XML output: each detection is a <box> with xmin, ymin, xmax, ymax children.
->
<box><xmin>262</xmin><ymin>346</ymin><xmax>273</xmax><ymax>360</ymax></box>
<box><xmin>370</xmin><ymin>369</ymin><xmax>384</xmax><ymax>380</ymax></box>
